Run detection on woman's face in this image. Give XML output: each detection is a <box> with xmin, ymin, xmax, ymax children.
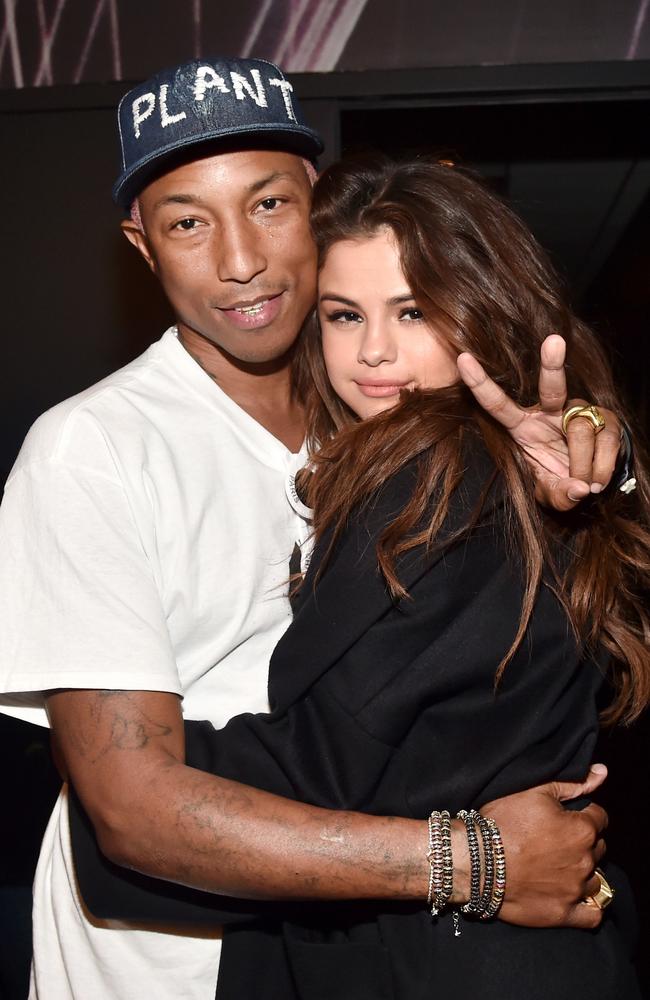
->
<box><xmin>318</xmin><ymin>229</ymin><xmax>458</xmax><ymax>420</ymax></box>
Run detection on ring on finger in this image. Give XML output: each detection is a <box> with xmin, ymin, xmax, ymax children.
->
<box><xmin>583</xmin><ymin>868</ymin><xmax>615</xmax><ymax>910</ymax></box>
<box><xmin>561</xmin><ymin>404</ymin><xmax>607</xmax><ymax>438</ymax></box>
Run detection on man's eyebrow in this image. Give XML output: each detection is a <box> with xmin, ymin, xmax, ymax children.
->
<box><xmin>152</xmin><ymin>193</ymin><xmax>206</xmax><ymax>211</ymax></box>
<box><xmin>151</xmin><ymin>172</ymin><xmax>298</xmax><ymax>211</ymax></box>
<box><xmin>247</xmin><ymin>170</ymin><xmax>298</xmax><ymax>194</ymax></box>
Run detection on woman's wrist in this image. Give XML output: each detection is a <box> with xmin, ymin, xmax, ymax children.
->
<box><xmin>613</xmin><ymin>422</ymin><xmax>636</xmax><ymax>494</ymax></box>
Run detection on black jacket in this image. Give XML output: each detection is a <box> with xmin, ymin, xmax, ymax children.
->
<box><xmin>70</xmin><ymin>444</ymin><xmax>640</xmax><ymax>999</ymax></box>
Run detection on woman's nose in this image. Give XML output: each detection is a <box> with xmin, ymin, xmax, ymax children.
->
<box><xmin>357</xmin><ymin>320</ymin><xmax>397</xmax><ymax>366</ymax></box>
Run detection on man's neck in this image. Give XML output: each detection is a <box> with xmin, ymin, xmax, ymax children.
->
<box><xmin>178</xmin><ymin>326</ymin><xmax>307</xmax><ymax>453</ymax></box>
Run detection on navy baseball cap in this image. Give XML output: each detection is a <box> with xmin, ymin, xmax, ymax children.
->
<box><xmin>113</xmin><ymin>56</ymin><xmax>324</xmax><ymax>208</ymax></box>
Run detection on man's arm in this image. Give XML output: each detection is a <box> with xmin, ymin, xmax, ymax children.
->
<box><xmin>48</xmin><ymin>687</ymin><xmax>606</xmax><ymax>928</ymax></box>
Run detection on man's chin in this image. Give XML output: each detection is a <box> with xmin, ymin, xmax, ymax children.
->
<box><xmin>177</xmin><ymin>317</ymin><xmax>301</xmax><ymax>371</ymax></box>
<box><xmin>212</xmin><ymin>335</ymin><xmax>297</xmax><ymax>371</ymax></box>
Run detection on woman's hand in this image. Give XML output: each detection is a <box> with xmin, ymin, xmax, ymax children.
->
<box><xmin>457</xmin><ymin>335</ymin><xmax>622</xmax><ymax>511</ymax></box>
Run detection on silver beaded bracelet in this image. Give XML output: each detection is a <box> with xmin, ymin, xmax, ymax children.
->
<box><xmin>426</xmin><ymin>810</ymin><xmax>453</xmax><ymax>916</ymax></box>
<box><xmin>480</xmin><ymin>816</ymin><xmax>506</xmax><ymax>920</ymax></box>
<box><xmin>426</xmin><ymin>807</ymin><xmax>507</xmax><ymax>932</ymax></box>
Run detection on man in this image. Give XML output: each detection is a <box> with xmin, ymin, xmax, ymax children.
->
<box><xmin>0</xmin><ymin>57</ymin><xmax>619</xmax><ymax>1000</ymax></box>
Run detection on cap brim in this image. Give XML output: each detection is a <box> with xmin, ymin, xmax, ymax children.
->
<box><xmin>113</xmin><ymin>123</ymin><xmax>323</xmax><ymax>209</ymax></box>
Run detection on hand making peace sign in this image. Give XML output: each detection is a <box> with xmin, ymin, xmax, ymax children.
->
<box><xmin>457</xmin><ymin>335</ymin><xmax>623</xmax><ymax>512</ymax></box>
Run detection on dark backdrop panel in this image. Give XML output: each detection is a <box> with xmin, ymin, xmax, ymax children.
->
<box><xmin>341</xmin><ymin>0</ymin><xmax>650</xmax><ymax>69</ymax></box>
<box><xmin>2</xmin><ymin>99</ymin><xmax>172</xmax><ymax>485</ymax></box>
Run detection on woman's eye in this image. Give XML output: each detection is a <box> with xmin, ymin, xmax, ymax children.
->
<box><xmin>327</xmin><ymin>310</ymin><xmax>362</xmax><ymax>324</ymax></box>
<box><xmin>401</xmin><ymin>307</ymin><xmax>424</xmax><ymax>321</ymax></box>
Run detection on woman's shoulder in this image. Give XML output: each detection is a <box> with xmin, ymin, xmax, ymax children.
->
<box><xmin>302</xmin><ymin>427</ymin><xmax>506</xmax><ymax>596</ymax></box>
<box><xmin>456</xmin><ymin>428</ymin><xmax>502</xmax><ymax>502</ymax></box>
<box><xmin>376</xmin><ymin>428</ymin><xmax>504</xmax><ymax>529</ymax></box>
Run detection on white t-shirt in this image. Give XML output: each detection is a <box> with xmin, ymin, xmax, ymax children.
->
<box><xmin>0</xmin><ymin>328</ymin><xmax>311</xmax><ymax>999</ymax></box>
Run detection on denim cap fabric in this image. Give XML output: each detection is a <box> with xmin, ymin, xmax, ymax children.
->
<box><xmin>113</xmin><ymin>56</ymin><xmax>324</xmax><ymax>208</ymax></box>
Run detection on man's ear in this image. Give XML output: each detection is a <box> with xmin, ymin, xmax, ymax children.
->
<box><xmin>120</xmin><ymin>219</ymin><xmax>157</xmax><ymax>275</ymax></box>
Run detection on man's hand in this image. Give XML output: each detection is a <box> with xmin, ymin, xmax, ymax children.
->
<box><xmin>483</xmin><ymin>765</ymin><xmax>608</xmax><ymax>928</ymax></box>
<box><xmin>457</xmin><ymin>336</ymin><xmax>622</xmax><ymax>511</ymax></box>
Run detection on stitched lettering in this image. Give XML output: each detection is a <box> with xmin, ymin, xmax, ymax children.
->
<box><xmin>194</xmin><ymin>65</ymin><xmax>230</xmax><ymax>101</ymax></box>
<box><xmin>230</xmin><ymin>68</ymin><xmax>268</xmax><ymax>107</ymax></box>
<box><xmin>132</xmin><ymin>92</ymin><xmax>156</xmax><ymax>139</ymax></box>
<box><xmin>269</xmin><ymin>78</ymin><xmax>297</xmax><ymax>122</ymax></box>
<box><xmin>159</xmin><ymin>83</ymin><xmax>187</xmax><ymax>128</ymax></box>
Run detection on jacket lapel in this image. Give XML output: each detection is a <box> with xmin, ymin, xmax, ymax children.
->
<box><xmin>270</xmin><ymin>530</ymin><xmax>429</xmax><ymax>714</ymax></box>
<box><xmin>269</xmin><ymin>446</ymin><xmax>500</xmax><ymax>714</ymax></box>
<box><xmin>270</xmin><ymin>464</ymin><xmax>431</xmax><ymax>712</ymax></box>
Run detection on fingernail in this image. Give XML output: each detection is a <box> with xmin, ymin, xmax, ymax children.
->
<box><xmin>590</xmin><ymin>483</ymin><xmax>603</xmax><ymax>494</ymax></box>
<box><xmin>568</xmin><ymin>493</ymin><xmax>582</xmax><ymax>502</ymax></box>
<box><xmin>590</xmin><ymin>763</ymin><xmax>607</xmax><ymax>774</ymax></box>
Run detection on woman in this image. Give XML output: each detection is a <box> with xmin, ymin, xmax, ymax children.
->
<box><xmin>72</xmin><ymin>153</ymin><xmax>650</xmax><ymax>997</ymax></box>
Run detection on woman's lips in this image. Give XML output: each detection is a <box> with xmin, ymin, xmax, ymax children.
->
<box><xmin>354</xmin><ymin>380</ymin><xmax>410</xmax><ymax>397</ymax></box>
<box><xmin>219</xmin><ymin>292</ymin><xmax>284</xmax><ymax>330</ymax></box>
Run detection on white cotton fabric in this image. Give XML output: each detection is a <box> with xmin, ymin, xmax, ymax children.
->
<box><xmin>0</xmin><ymin>328</ymin><xmax>311</xmax><ymax>999</ymax></box>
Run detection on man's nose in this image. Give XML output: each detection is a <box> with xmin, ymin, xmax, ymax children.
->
<box><xmin>358</xmin><ymin>320</ymin><xmax>397</xmax><ymax>366</ymax></box>
<box><xmin>216</xmin><ymin>220</ymin><xmax>267</xmax><ymax>283</ymax></box>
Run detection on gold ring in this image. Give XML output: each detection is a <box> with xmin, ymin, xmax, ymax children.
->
<box><xmin>561</xmin><ymin>405</ymin><xmax>606</xmax><ymax>438</ymax></box>
<box><xmin>583</xmin><ymin>868</ymin><xmax>615</xmax><ymax>910</ymax></box>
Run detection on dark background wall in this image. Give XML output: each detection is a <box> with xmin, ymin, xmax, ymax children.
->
<box><xmin>2</xmin><ymin>0</ymin><xmax>650</xmax><ymax>84</ymax></box>
<box><xmin>1</xmin><ymin>3</ymin><xmax>650</xmax><ymax>997</ymax></box>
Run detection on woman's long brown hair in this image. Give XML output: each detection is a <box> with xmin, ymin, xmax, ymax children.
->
<box><xmin>292</xmin><ymin>152</ymin><xmax>650</xmax><ymax>725</ymax></box>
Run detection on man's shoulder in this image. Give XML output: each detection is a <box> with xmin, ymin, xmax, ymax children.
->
<box><xmin>12</xmin><ymin>333</ymin><xmax>172</xmax><ymax>476</ymax></box>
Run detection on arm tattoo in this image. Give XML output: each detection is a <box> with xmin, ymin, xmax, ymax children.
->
<box><xmin>68</xmin><ymin>690</ymin><xmax>173</xmax><ymax>763</ymax></box>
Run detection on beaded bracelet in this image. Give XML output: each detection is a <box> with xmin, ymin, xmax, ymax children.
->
<box><xmin>457</xmin><ymin>810</ymin><xmax>482</xmax><ymax>916</ymax></box>
<box><xmin>426</xmin><ymin>810</ymin><xmax>453</xmax><ymax>916</ymax></box>
<box><xmin>455</xmin><ymin>810</ymin><xmax>507</xmax><ymax>926</ymax></box>
<box><xmin>426</xmin><ymin>807</ymin><xmax>506</xmax><ymax>930</ymax></box>
<box><xmin>474</xmin><ymin>811</ymin><xmax>495</xmax><ymax>915</ymax></box>
<box><xmin>481</xmin><ymin>817</ymin><xmax>506</xmax><ymax>920</ymax></box>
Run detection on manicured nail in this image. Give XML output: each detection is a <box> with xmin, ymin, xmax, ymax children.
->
<box><xmin>590</xmin><ymin>763</ymin><xmax>607</xmax><ymax>775</ymax></box>
<box><xmin>590</xmin><ymin>483</ymin><xmax>603</xmax><ymax>494</ymax></box>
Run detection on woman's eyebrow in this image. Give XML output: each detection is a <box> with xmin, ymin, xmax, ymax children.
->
<box><xmin>319</xmin><ymin>290</ymin><xmax>415</xmax><ymax>307</ymax></box>
<box><xmin>319</xmin><ymin>294</ymin><xmax>359</xmax><ymax>307</ymax></box>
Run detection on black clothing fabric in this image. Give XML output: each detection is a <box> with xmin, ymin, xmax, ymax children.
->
<box><xmin>70</xmin><ymin>443</ymin><xmax>641</xmax><ymax>999</ymax></box>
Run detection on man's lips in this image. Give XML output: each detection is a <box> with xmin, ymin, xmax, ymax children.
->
<box><xmin>217</xmin><ymin>291</ymin><xmax>285</xmax><ymax>330</ymax></box>
<box><xmin>354</xmin><ymin>379</ymin><xmax>411</xmax><ymax>398</ymax></box>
